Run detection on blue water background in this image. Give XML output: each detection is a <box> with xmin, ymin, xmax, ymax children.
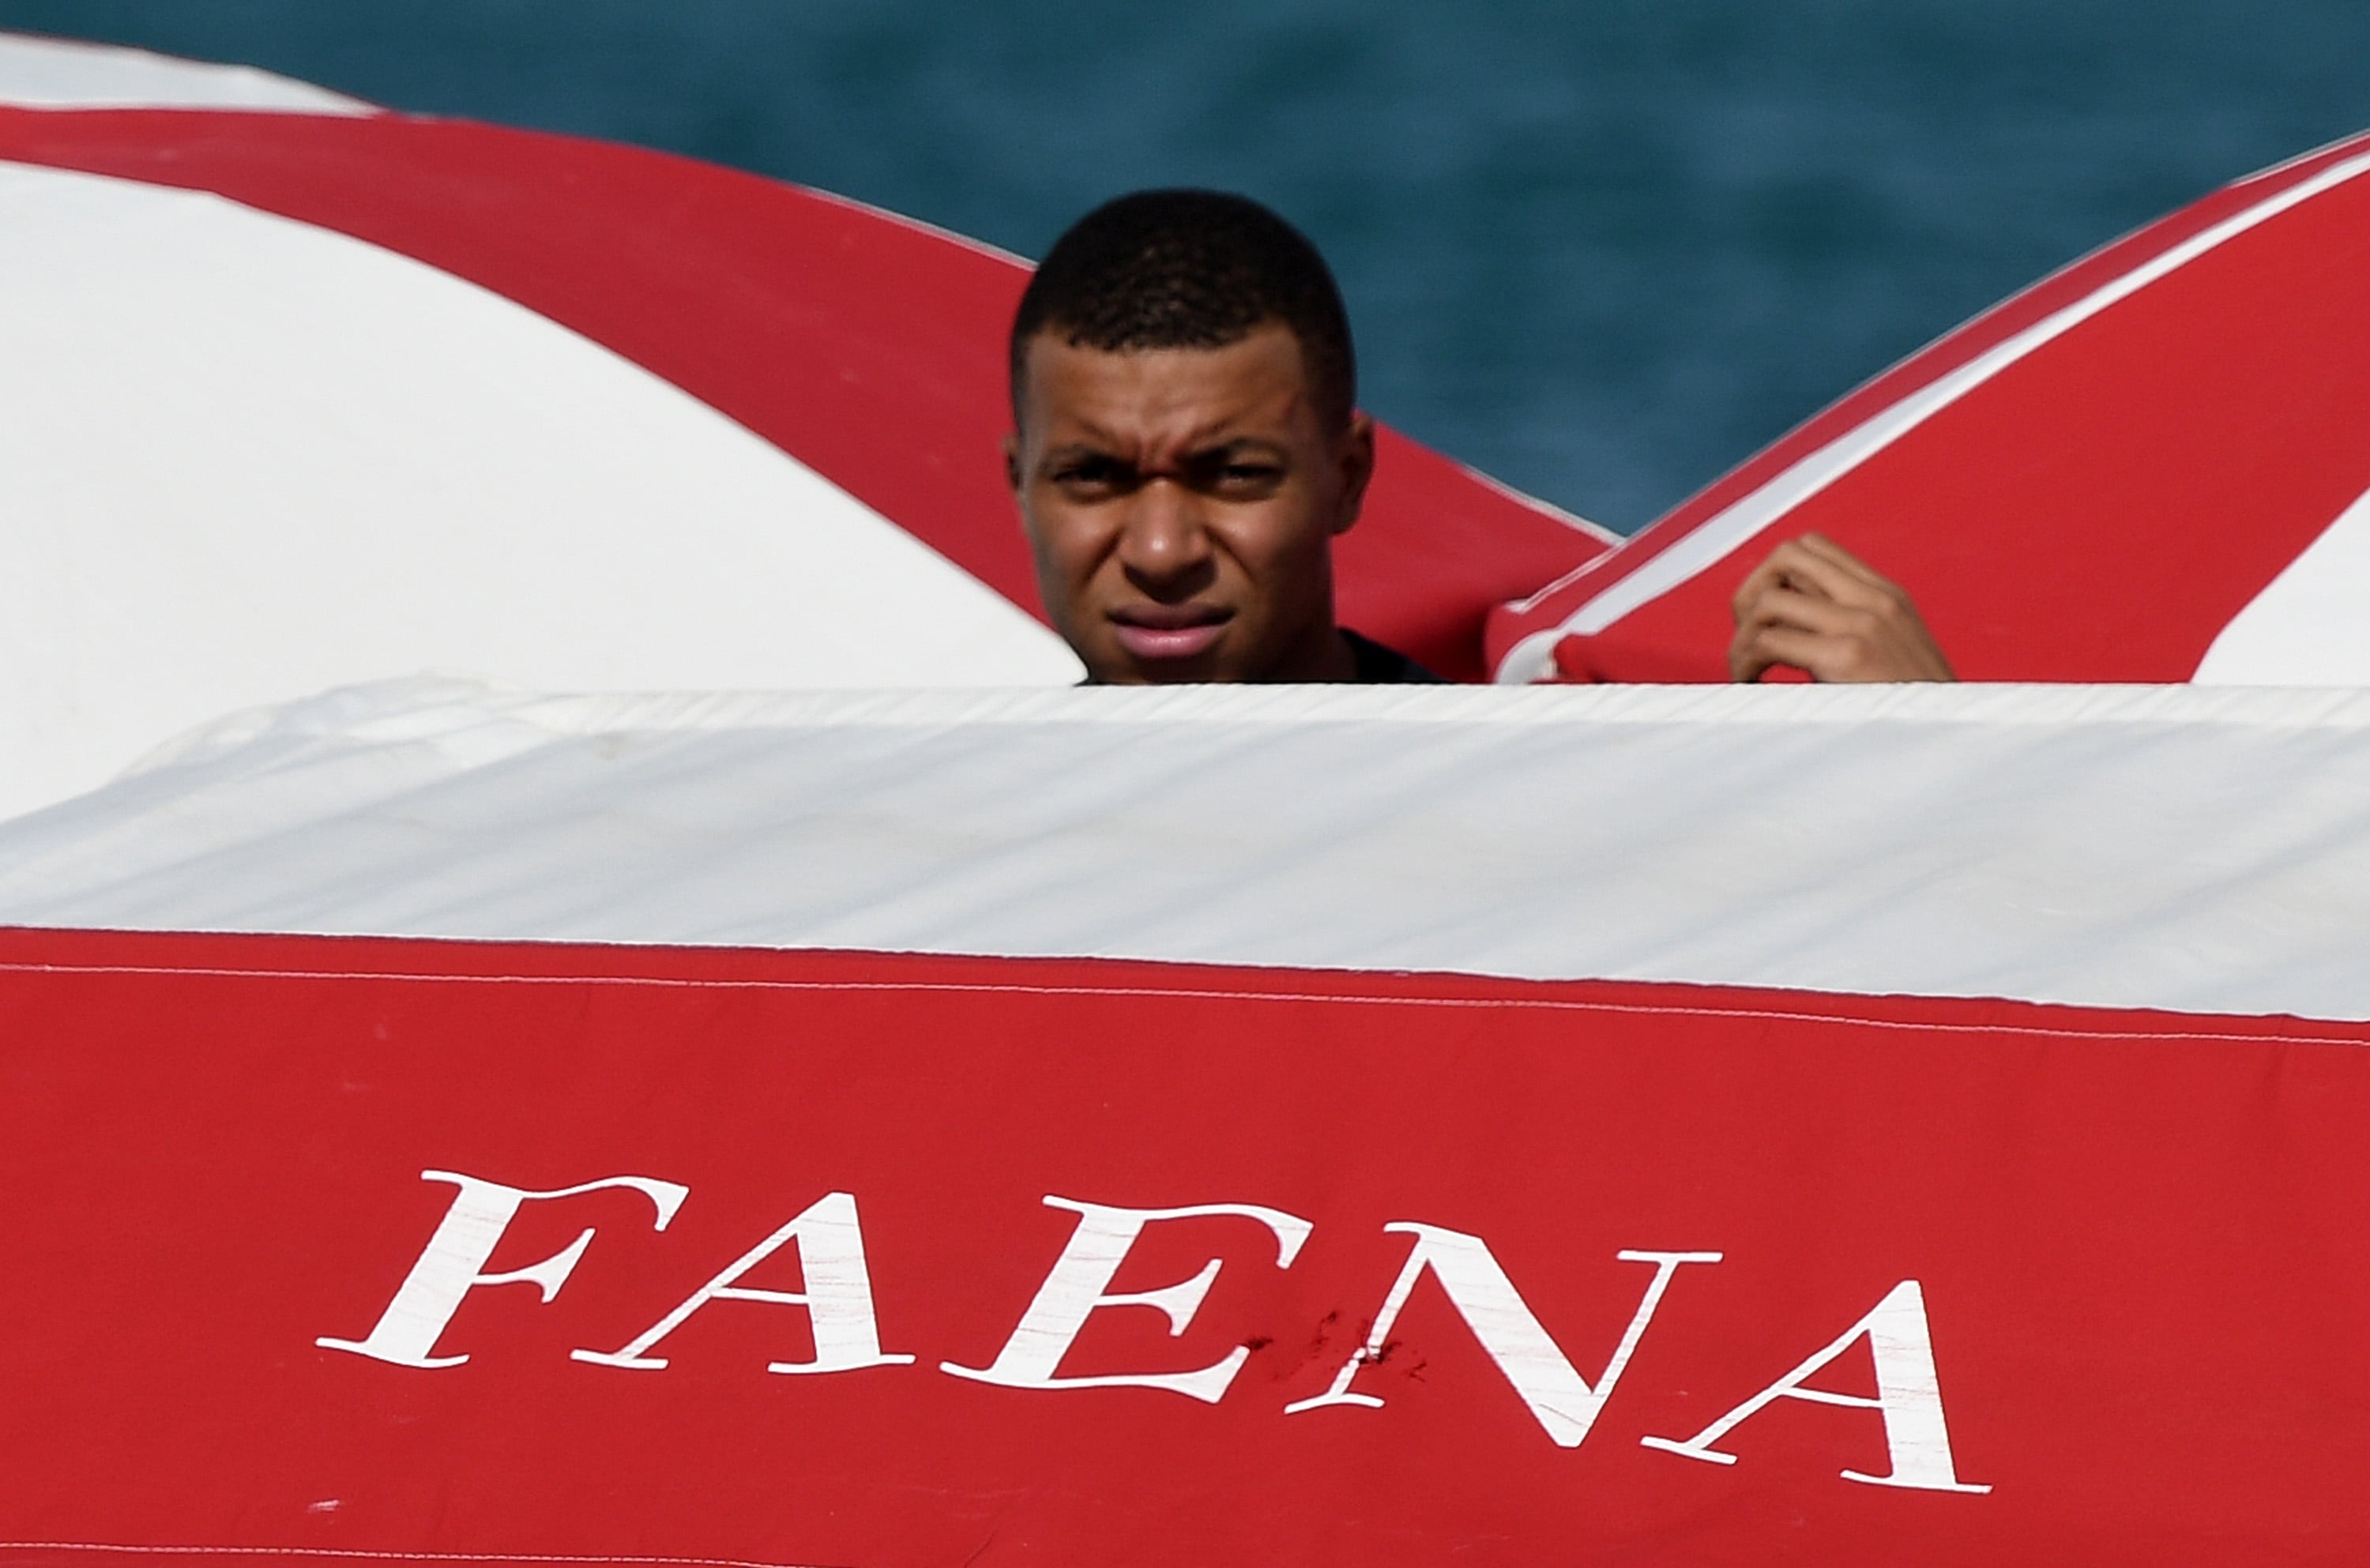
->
<box><xmin>9</xmin><ymin>0</ymin><xmax>2368</xmax><ymax>533</ymax></box>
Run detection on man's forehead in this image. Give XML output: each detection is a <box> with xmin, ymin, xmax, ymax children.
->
<box><xmin>1018</xmin><ymin>324</ymin><xmax>1315</xmax><ymax>441</ymax></box>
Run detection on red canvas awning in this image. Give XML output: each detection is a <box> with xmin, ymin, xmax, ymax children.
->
<box><xmin>4</xmin><ymin>925</ymin><xmax>2368</xmax><ymax>1566</ymax></box>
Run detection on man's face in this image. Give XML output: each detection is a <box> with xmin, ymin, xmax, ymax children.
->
<box><xmin>1007</xmin><ymin>322</ymin><xmax>1375</xmax><ymax>683</ymax></box>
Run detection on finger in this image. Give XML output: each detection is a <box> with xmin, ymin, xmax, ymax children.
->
<box><xmin>1729</xmin><ymin>543</ymin><xmax>1805</xmax><ymax>621</ymax></box>
<box><xmin>1789</xmin><ymin>533</ymin><xmax>1911</xmax><ymax>608</ymax></box>
<box><xmin>1735</xmin><ymin>623</ymin><xmax>1857</xmax><ymax>683</ymax></box>
<box><xmin>1729</xmin><ymin>589</ymin><xmax>1868</xmax><ymax>681</ymax></box>
<box><xmin>1735</xmin><ymin>585</ymin><xmax>1867</xmax><ymax>641</ymax></box>
<box><xmin>1734</xmin><ymin>536</ymin><xmax>1865</xmax><ymax>614</ymax></box>
<box><xmin>1727</xmin><ymin>619</ymin><xmax>1781</xmax><ymax>682</ymax></box>
<box><xmin>1742</xmin><ymin>615</ymin><xmax>1957</xmax><ymax>682</ymax></box>
<box><xmin>1752</xmin><ymin>540</ymin><xmax>1883</xmax><ymax>611</ymax></box>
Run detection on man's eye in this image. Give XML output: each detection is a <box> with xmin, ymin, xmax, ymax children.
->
<box><xmin>1215</xmin><ymin>462</ymin><xmax>1284</xmax><ymax>491</ymax></box>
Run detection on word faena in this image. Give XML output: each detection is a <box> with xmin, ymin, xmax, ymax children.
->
<box><xmin>318</xmin><ymin>1169</ymin><xmax>1989</xmax><ymax>1495</ymax></box>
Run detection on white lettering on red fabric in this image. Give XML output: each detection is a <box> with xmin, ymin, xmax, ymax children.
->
<box><xmin>1285</xmin><ymin>1228</ymin><xmax>1721</xmax><ymax>1449</ymax></box>
<box><xmin>939</xmin><ymin>1195</ymin><xmax>1314</xmax><ymax>1403</ymax></box>
<box><xmin>571</xmin><ymin>1190</ymin><xmax>914</xmax><ymax>1374</ymax></box>
<box><xmin>316</xmin><ymin>1169</ymin><xmax>689</xmax><ymax>1369</ymax></box>
<box><xmin>1640</xmin><ymin>1279</ymin><xmax>1991</xmax><ymax>1493</ymax></box>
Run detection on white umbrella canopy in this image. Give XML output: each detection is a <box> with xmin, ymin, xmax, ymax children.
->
<box><xmin>0</xmin><ymin>28</ymin><xmax>371</xmax><ymax>112</ymax></box>
<box><xmin>0</xmin><ymin>155</ymin><xmax>1085</xmax><ymax>820</ymax></box>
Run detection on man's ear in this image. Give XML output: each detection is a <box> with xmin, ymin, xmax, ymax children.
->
<box><xmin>1332</xmin><ymin>412</ymin><xmax>1377</xmax><ymax>536</ymax></box>
<box><xmin>1003</xmin><ymin>432</ymin><xmax>1025</xmax><ymax>497</ymax></box>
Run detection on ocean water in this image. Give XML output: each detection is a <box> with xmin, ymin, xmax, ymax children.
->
<box><xmin>8</xmin><ymin>0</ymin><xmax>2369</xmax><ymax>533</ymax></box>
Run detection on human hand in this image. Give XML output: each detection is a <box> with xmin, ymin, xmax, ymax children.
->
<box><xmin>1728</xmin><ymin>533</ymin><xmax>1954</xmax><ymax>683</ymax></box>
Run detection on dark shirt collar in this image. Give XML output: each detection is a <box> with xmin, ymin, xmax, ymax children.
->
<box><xmin>1341</xmin><ymin>628</ymin><xmax>1446</xmax><ymax>684</ymax></box>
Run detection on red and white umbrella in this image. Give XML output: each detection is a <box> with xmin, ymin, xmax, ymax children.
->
<box><xmin>1490</xmin><ymin>127</ymin><xmax>2370</xmax><ymax>685</ymax></box>
<box><xmin>0</xmin><ymin>31</ymin><xmax>1610</xmax><ymax>818</ymax></box>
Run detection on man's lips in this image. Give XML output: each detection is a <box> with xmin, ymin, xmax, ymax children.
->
<box><xmin>1110</xmin><ymin>606</ymin><xmax>1231</xmax><ymax>662</ymax></box>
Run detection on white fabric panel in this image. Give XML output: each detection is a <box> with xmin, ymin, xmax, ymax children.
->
<box><xmin>2192</xmin><ymin>483</ymin><xmax>2370</xmax><ymax>683</ymax></box>
<box><xmin>6</xmin><ymin>679</ymin><xmax>2370</xmax><ymax>1022</ymax></box>
<box><xmin>0</xmin><ymin>32</ymin><xmax>371</xmax><ymax>112</ymax></box>
<box><xmin>0</xmin><ymin>162</ymin><xmax>1081</xmax><ymax>822</ymax></box>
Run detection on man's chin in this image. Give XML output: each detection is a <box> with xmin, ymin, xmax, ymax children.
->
<box><xmin>1089</xmin><ymin>654</ymin><xmax>1227</xmax><ymax>686</ymax></box>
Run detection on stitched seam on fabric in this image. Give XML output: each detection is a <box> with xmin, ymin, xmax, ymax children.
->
<box><xmin>1</xmin><ymin>961</ymin><xmax>2357</xmax><ymax>1049</ymax></box>
<box><xmin>0</xmin><ymin>1547</ymin><xmax>831</xmax><ymax>1568</ymax></box>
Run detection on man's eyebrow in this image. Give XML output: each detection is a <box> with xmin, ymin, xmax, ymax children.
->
<box><xmin>1173</xmin><ymin>436</ymin><xmax>1295</xmax><ymax>470</ymax></box>
<box><xmin>1038</xmin><ymin>439</ymin><xmax>1126</xmax><ymax>465</ymax></box>
<box><xmin>1037</xmin><ymin>433</ymin><xmax>1288</xmax><ymax>463</ymax></box>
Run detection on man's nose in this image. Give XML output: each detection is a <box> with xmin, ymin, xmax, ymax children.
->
<box><xmin>1115</xmin><ymin>477</ymin><xmax>1213</xmax><ymax>586</ymax></box>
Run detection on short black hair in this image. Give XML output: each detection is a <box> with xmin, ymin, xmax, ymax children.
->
<box><xmin>1010</xmin><ymin>189</ymin><xmax>1357</xmax><ymax>432</ymax></box>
